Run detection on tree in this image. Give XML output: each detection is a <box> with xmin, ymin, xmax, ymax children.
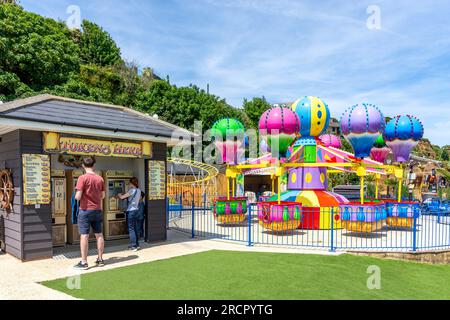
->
<box><xmin>141</xmin><ymin>67</ymin><xmax>158</xmax><ymax>89</ymax></box>
<box><xmin>0</xmin><ymin>1</ymin><xmax>19</xmax><ymax>4</ymax></box>
<box><xmin>135</xmin><ymin>81</ymin><xmax>251</xmax><ymax>131</ymax></box>
<box><xmin>432</xmin><ymin>145</ymin><xmax>442</xmax><ymax>159</ymax></box>
<box><xmin>0</xmin><ymin>4</ymin><xmax>80</xmax><ymax>90</ymax></box>
<box><xmin>80</xmin><ymin>20</ymin><xmax>121</xmax><ymax>66</ymax></box>
<box><xmin>243</xmin><ymin>97</ymin><xmax>271</xmax><ymax>128</ymax></box>
<box><xmin>385</xmin><ymin>178</ymin><xmax>397</xmax><ymax>198</ymax></box>
<box><xmin>441</xmin><ymin>149</ymin><xmax>449</xmax><ymax>161</ymax></box>
<box><xmin>111</xmin><ymin>60</ymin><xmax>141</xmax><ymax>106</ymax></box>
<box><xmin>0</xmin><ymin>70</ymin><xmax>31</xmax><ymax>101</ymax></box>
<box><xmin>48</xmin><ymin>63</ymin><xmax>133</xmax><ymax>106</ymax></box>
<box><xmin>365</xmin><ymin>174</ymin><xmax>376</xmax><ymax>198</ymax></box>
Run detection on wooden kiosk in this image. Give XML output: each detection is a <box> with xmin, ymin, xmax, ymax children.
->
<box><xmin>0</xmin><ymin>94</ymin><xmax>195</xmax><ymax>261</ymax></box>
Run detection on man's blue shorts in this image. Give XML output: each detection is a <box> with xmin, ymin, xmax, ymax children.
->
<box><xmin>78</xmin><ymin>210</ymin><xmax>103</xmax><ymax>235</ymax></box>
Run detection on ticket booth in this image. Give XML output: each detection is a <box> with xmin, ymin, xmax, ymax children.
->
<box><xmin>104</xmin><ymin>170</ymin><xmax>134</xmax><ymax>240</ymax></box>
<box><xmin>0</xmin><ymin>94</ymin><xmax>195</xmax><ymax>261</ymax></box>
<box><xmin>51</xmin><ymin>170</ymin><xmax>67</xmax><ymax>246</ymax></box>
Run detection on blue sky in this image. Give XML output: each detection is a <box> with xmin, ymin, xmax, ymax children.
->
<box><xmin>21</xmin><ymin>0</ymin><xmax>450</xmax><ymax>146</ymax></box>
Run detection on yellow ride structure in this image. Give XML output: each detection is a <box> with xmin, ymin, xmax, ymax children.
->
<box><xmin>167</xmin><ymin>158</ymin><xmax>219</xmax><ymax>207</ymax></box>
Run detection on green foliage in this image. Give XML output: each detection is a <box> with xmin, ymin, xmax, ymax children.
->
<box><xmin>439</xmin><ymin>187</ymin><xmax>450</xmax><ymax>200</ymax></box>
<box><xmin>385</xmin><ymin>178</ymin><xmax>398</xmax><ymax>198</ymax></box>
<box><xmin>438</xmin><ymin>168</ymin><xmax>450</xmax><ymax>178</ymax></box>
<box><xmin>135</xmin><ymin>81</ymin><xmax>250</xmax><ymax>130</ymax></box>
<box><xmin>45</xmin><ymin>61</ymin><xmax>144</xmax><ymax>108</ymax></box>
<box><xmin>438</xmin><ymin>187</ymin><xmax>444</xmax><ymax>199</ymax></box>
<box><xmin>401</xmin><ymin>184</ymin><xmax>409</xmax><ymax>200</ymax></box>
<box><xmin>0</xmin><ymin>70</ymin><xmax>31</xmax><ymax>101</ymax></box>
<box><xmin>366</xmin><ymin>183</ymin><xmax>376</xmax><ymax>198</ymax></box>
<box><xmin>79</xmin><ymin>20</ymin><xmax>121</xmax><ymax>66</ymax></box>
<box><xmin>441</xmin><ymin>149</ymin><xmax>449</xmax><ymax>161</ymax></box>
<box><xmin>80</xmin><ymin>64</ymin><xmax>122</xmax><ymax>94</ymax></box>
<box><xmin>0</xmin><ymin>4</ymin><xmax>80</xmax><ymax>89</ymax></box>
<box><xmin>0</xmin><ymin>1</ymin><xmax>20</xmax><ymax>5</ymax></box>
<box><xmin>327</xmin><ymin>172</ymin><xmax>360</xmax><ymax>190</ymax></box>
<box><xmin>445</xmin><ymin>187</ymin><xmax>450</xmax><ymax>201</ymax></box>
<box><xmin>432</xmin><ymin>145</ymin><xmax>442</xmax><ymax>158</ymax></box>
<box><xmin>243</xmin><ymin>97</ymin><xmax>271</xmax><ymax>128</ymax></box>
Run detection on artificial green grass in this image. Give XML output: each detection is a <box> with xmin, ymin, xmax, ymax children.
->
<box><xmin>43</xmin><ymin>250</ymin><xmax>450</xmax><ymax>300</ymax></box>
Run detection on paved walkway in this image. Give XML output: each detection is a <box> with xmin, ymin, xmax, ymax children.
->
<box><xmin>0</xmin><ymin>231</ymin><xmax>340</xmax><ymax>300</ymax></box>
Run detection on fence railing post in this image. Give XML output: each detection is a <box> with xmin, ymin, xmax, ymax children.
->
<box><xmin>247</xmin><ymin>204</ymin><xmax>253</xmax><ymax>247</ymax></box>
<box><xmin>179</xmin><ymin>194</ymin><xmax>183</xmax><ymax>219</ymax></box>
<box><xmin>437</xmin><ymin>204</ymin><xmax>441</xmax><ymax>224</ymax></box>
<box><xmin>191</xmin><ymin>200</ymin><xmax>195</xmax><ymax>239</ymax></box>
<box><xmin>203</xmin><ymin>193</ymin><xmax>207</xmax><ymax>215</ymax></box>
<box><xmin>412</xmin><ymin>212</ymin><xmax>418</xmax><ymax>252</ymax></box>
<box><xmin>330</xmin><ymin>207</ymin><xmax>335</xmax><ymax>252</ymax></box>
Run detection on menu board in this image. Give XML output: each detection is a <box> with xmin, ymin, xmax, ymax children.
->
<box><xmin>22</xmin><ymin>154</ymin><xmax>51</xmax><ymax>205</ymax></box>
<box><xmin>148</xmin><ymin>160</ymin><xmax>166</xmax><ymax>200</ymax></box>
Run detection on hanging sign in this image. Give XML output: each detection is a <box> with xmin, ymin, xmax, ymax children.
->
<box><xmin>22</xmin><ymin>154</ymin><xmax>51</xmax><ymax>205</ymax></box>
<box><xmin>148</xmin><ymin>161</ymin><xmax>166</xmax><ymax>200</ymax></box>
<box><xmin>44</xmin><ymin>133</ymin><xmax>152</xmax><ymax>158</ymax></box>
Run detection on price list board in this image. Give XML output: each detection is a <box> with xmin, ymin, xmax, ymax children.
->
<box><xmin>148</xmin><ymin>160</ymin><xmax>166</xmax><ymax>200</ymax></box>
<box><xmin>22</xmin><ymin>154</ymin><xmax>51</xmax><ymax>205</ymax></box>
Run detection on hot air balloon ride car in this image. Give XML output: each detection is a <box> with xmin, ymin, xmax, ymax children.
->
<box><xmin>257</xmin><ymin>201</ymin><xmax>303</xmax><ymax>231</ymax></box>
<box><xmin>214</xmin><ymin>197</ymin><xmax>248</xmax><ymax>224</ymax></box>
<box><xmin>340</xmin><ymin>202</ymin><xmax>387</xmax><ymax>233</ymax></box>
<box><xmin>384</xmin><ymin>200</ymin><xmax>421</xmax><ymax>229</ymax></box>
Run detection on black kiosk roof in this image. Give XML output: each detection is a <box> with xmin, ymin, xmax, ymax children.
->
<box><xmin>0</xmin><ymin>94</ymin><xmax>195</xmax><ymax>145</ymax></box>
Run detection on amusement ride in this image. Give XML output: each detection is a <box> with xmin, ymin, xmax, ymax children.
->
<box><xmin>212</xmin><ymin>96</ymin><xmax>425</xmax><ymax>233</ymax></box>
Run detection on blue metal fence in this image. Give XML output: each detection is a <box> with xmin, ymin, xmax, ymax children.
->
<box><xmin>168</xmin><ymin>202</ymin><xmax>450</xmax><ymax>252</ymax></box>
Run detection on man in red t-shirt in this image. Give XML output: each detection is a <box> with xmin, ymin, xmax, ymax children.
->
<box><xmin>73</xmin><ymin>157</ymin><xmax>105</xmax><ymax>270</ymax></box>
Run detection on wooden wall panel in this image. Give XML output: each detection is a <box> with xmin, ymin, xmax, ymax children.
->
<box><xmin>19</xmin><ymin>130</ymin><xmax>53</xmax><ymax>261</ymax></box>
<box><xmin>0</xmin><ymin>130</ymin><xmax>22</xmax><ymax>259</ymax></box>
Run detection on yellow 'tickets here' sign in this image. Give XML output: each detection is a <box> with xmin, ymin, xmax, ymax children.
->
<box><xmin>44</xmin><ymin>133</ymin><xmax>152</xmax><ymax>158</ymax></box>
